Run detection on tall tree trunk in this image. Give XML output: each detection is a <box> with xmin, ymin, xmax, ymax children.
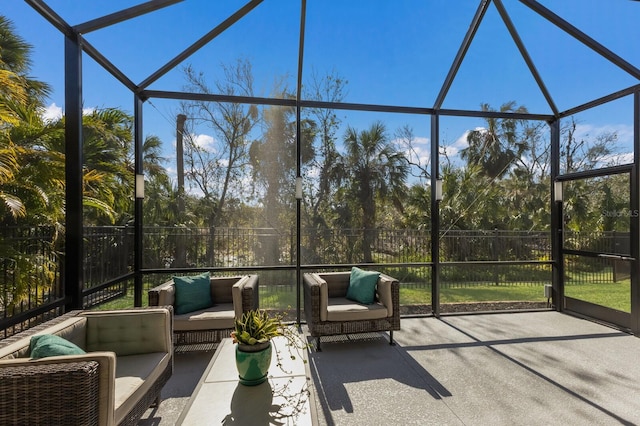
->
<box><xmin>362</xmin><ymin>192</ymin><xmax>376</xmax><ymax>263</ymax></box>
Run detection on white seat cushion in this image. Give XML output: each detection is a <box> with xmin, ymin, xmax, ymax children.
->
<box><xmin>326</xmin><ymin>297</ymin><xmax>389</xmax><ymax>322</ymax></box>
<box><xmin>173</xmin><ymin>303</ymin><xmax>236</xmax><ymax>331</ymax></box>
<box><xmin>114</xmin><ymin>352</ymin><xmax>170</xmax><ymax>424</ymax></box>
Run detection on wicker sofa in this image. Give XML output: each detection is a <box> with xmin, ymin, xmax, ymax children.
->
<box><xmin>303</xmin><ymin>270</ymin><xmax>400</xmax><ymax>350</ymax></box>
<box><xmin>148</xmin><ymin>274</ymin><xmax>259</xmax><ymax>346</ymax></box>
<box><xmin>0</xmin><ymin>307</ymin><xmax>173</xmax><ymax>426</ymax></box>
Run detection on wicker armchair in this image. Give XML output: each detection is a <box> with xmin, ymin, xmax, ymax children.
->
<box><xmin>303</xmin><ymin>271</ymin><xmax>400</xmax><ymax>350</ymax></box>
<box><xmin>148</xmin><ymin>274</ymin><xmax>258</xmax><ymax>347</ymax></box>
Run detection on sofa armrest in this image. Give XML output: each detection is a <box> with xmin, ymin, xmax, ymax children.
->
<box><xmin>0</xmin><ymin>352</ymin><xmax>116</xmax><ymax>426</ymax></box>
<box><xmin>303</xmin><ymin>273</ymin><xmax>318</xmax><ymax>326</ymax></box>
<box><xmin>242</xmin><ymin>274</ymin><xmax>259</xmax><ymax>312</ymax></box>
<box><xmin>148</xmin><ymin>281</ymin><xmax>175</xmax><ymax>307</ymax></box>
<box><xmin>232</xmin><ymin>274</ymin><xmax>259</xmax><ymax>318</ymax></box>
<box><xmin>379</xmin><ymin>273</ymin><xmax>400</xmax><ymax>330</ymax></box>
<box><xmin>303</xmin><ymin>273</ymin><xmax>328</xmax><ymax>322</ymax></box>
<box><xmin>376</xmin><ymin>273</ymin><xmax>397</xmax><ymax>316</ymax></box>
<box><xmin>81</xmin><ymin>308</ymin><xmax>173</xmax><ymax>356</ymax></box>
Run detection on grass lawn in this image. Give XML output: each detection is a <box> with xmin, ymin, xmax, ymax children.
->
<box><xmin>401</xmin><ymin>281</ymin><xmax>630</xmax><ymax>312</ymax></box>
<box><xmin>92</xmin><ymin>280</ymin><xmax>631</xmax><ymax>314</ymax></box>
<box><xmin>400</xmin><ymin>284</ymin><xmax>546</xmax><ymax>305</ymax></box>
<box><xmin>564</xmin><ymin>280</ymin><xmax>630</xmax><ymax>312</ymax></box>
<box><xmin>88</xmin><ymin>286</ymin><xmax>149</xmax><ymax>311</ymax></box>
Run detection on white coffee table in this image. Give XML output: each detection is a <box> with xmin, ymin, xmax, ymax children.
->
<box><xmin>177</xmin><ymin>333</ymin><xmax>317</xmax><ymax>425</ymax></box>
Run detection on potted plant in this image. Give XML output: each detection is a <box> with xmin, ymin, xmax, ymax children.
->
<box><xmin>231</xmin><ymin>309</ymin><xmax>306</xmax><ymax>386</ymax></box>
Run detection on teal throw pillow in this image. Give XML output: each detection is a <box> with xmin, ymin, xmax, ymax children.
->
<box><xmin>30</xmin><ymin>334</ymin><xmax>86</xmax><ymax>359</ymax></box>
<box><xmin>173</xmin><ymin>272</ymin><xmax>213</xmax><ymax>314</ymax></box>
<box><xmin>346</xmin><ymin>267</ymin><xmax>380</xmax><ymax>305</ymax></box>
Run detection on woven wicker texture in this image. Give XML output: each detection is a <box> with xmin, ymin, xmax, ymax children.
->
<box><xmin>0</xmin><ymin>360</ymin><xmax>100</xmax><ymax>425</ymax></box>
<box><xmin>149</xmin><ymin>274</ymin><xmax>259</xmax><ymax>348</ymax></box>
<box><xmin>303</xmin><ymin>271</ymin><xmax>401</xmax><ymax>348</ymax></box>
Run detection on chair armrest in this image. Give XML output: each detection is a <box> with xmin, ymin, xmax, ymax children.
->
<box><xmin>242</xmin><ymin>274</ymin><xmax>259</xmax><ymax>312</ymax></box>
<box><xmin>148</xmin><ymin>280</ymin><xmax>175</xmax><ymax>307</ymax></box>
<box><xmin>81</xmin><ymin>307</ymin><xmax>173</xmax><ymax>356</ymax></box>
<box><xmin>376</xmin><ymin>273</ymin><xmax>398</xmax><ymax>316</ymax></box>
<box><xmin>0</xmin><ymin>352</ymin><xmax>116</xmax><ymax>426</ymax></box>
<box><xmin>231</xmin><ymin>275</ymin><xmax>259</xmax><ymax>319</ymax></box>
<box><xmin>303</xmin><ymin>273</ymin><xmax>328</xmax><ymax>322</ymax></box>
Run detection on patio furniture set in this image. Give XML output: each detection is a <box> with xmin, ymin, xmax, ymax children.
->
<box><xmin>0</xmin><ymin>268</ymin><xmax>400</xmax><ymax>425</ymax></box>
<box><xmin>147</xmin><ymin>269</ymin><xmax>400</xmax><ymax>350</ymax></box>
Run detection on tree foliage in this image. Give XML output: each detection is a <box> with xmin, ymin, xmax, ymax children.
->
<box><xmin>180</xmin><ymin>60</ymin><xmax>259</xmax><ymax>229</ymax></box>
<box><xmin>460</xmin><ymin>101</ymin><xmax>528</xmax><ymax>179</ymax></box>
<box><xmin>337</xmin><ymin>121</ymin><xmax>409</xmax><ymax>262</ymax></box>
<box><xmin>1</xmin><ymin>9</ymin><xmax>631</xmax><ymax>277</ymax></box>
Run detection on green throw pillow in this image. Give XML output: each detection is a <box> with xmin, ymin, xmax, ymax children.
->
<box><xmin>346</xmin><ymin>267</ymin><xmax>380</xmax><ymax>305</ymax></box>
<box><xmin>30</xmin><ymin>334</ymin><xmax>86</xmax><ymax>359</ymax></box>
<box><xmin>173</xmin><ymin>272</ymin><xmax>213</xmax><ymax>314</ymax></box>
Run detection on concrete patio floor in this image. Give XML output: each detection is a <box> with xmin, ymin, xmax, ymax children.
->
<box><xmin>139</xmin><ymin>311</ymin><xmax>640</xmax><ymax>425</ymax></box>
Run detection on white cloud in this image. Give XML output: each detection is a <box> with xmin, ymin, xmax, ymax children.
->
<box><xmin>572</xmin><ymin>123</ymin><xmax>633</xmax><ymax>147</ymax></box>
<box><xmin>616</xmin><ymin>125</ymin><xmax>634</xmax><ymax>146</ymax></box>
<box><xmin>192</xmin><ymin>133</ymin><xmax>215</xmax><ymax>149</ymax></box>
<box><xmin>571</xmin><ymin>123</ymin><xmax>596</xmax><ymax>141</ymax></box>
<box><xmin>179</xmin><ymin>133</ymin><xmax>218</xmax><ymax>152</ymax></box>
<box><xmin>411</xmin><ymin>136</ymin><xmax>430</xmax><ymax>146</ymax></box>
<box><xmin>40</xmin><ymin>103</ymin><xmax>105</xmax><ymax>122</ymax></box>
<box><xmin>394</xmin><ymin>135</ymin><xmax>431</xmax><ymax>167</ymax></box>
<box><xmin>41</xmin><ymin>103</ymin><xmax>62</xmax><ymax>122</ymax></box>
<box><xmin>602</xmin><ymin>152</ymin><xmax>634</xmax><ymax>166</ymax></box>
<box><xmin>305</xmin><ymin>165</ymin><xmax>320</xmax><ymax>179</ymax></box>
<box><xmin>441</xmin><ymin>128</ymin><xmax>477</xmax><ymax>158</ymax></box>
<box><xmin>569</xmin><ymin>123</ymin><xmax>634</xmax><ymax>168</ymax></box>
<box><xmin>412</xmin><ymin>137</ymin><xmax>431</xmax><ymax>161</ymax></box>
<box><xmin>406</xmin><ymin>146</ymin><xmax>430</xmax><ymax>166</ymax></box>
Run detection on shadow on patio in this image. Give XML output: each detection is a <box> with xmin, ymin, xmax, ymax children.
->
<box><xmin>141</xmin><ymin>312</ymin><xmax>640</xmax><ymax>425</ymax></box>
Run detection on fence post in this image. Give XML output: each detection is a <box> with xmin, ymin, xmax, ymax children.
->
<box><xmin>64</xmin><ymin>32</ymin><xmax>84</xmax><ymax>310</ymax></box>
<box><xmin>431</xmin><ymin>114</ymin><xmax>441</xmax><ymax>317</ymax></box>
<box><xmin>494</xmin><ymin>228</ymin><xmax>499</xmax><ymax>286</ymax></box>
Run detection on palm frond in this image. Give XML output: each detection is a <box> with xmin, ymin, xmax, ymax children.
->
<box><xmin>0</xmin><ymin>192</ymin><xmax>26</xmax><ymax>218</ymax></box>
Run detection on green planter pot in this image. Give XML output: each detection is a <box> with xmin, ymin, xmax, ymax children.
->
<box><xmin>235</xmin><ymin>341</ymin><xmax>272</xmax><ymax>386</ymax></box>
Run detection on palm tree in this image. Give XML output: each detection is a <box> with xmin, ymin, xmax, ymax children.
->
<box><xmin>0</xmin><ymin>69</ymin><xmax>27</xmax><ymax>126</ymax></box>
<box><xmin>0</xmin><ymin>16</ymin><xmax>51</xmax><ymax>113</ymax></box>
<box><xmin>460</xmin><ymin>102</ymin><xmax>528</xmax><ymax>179</ymax></box>
<box><xmin>43</xmin><ymin>108</ymin><xmax>134</xmax><ymax>225</ymax></box>
<box><xmin>0</xmin><ymin>16</ymin><xmax>148</xmax><ymax>308</ymax></box>
<box><xmin>0</xmin><ymin>15</ymin><xmax>60</xmax><ymax>310</ymax></box>
<box><xmin>0</xmin><ymin>140</ymin><xmax>24</xmax><ymax>219</ymax></box>
<box><xmin>341</xmin><ymin>121</ymin><xmax>408</xmax><ymax>263</ymax></box>
<box><xmin>0</xmin><ymin>16</ymin><xmax>51</xmax><ymax>219</ymax></box>
<box><xmin>0</xmin><ymin>16</ymin><xmax>32</xmax><ymax>74</ymax></box>
<box><xmin>140</xmin><ymin>135</ymin><xmax>168</xmax><ymax>182</ymax></box>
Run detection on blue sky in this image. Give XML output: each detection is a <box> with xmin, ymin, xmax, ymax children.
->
<box><xmin>4</xmin><ymin>0</ymin><xmax>639</xmax><ymax>178</ymax></box>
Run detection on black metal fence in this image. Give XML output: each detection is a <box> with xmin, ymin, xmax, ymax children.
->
<box><xmin>440</xmin><ymin>229</ymin><xmax>551</xmax><ymax>262</ymax></box>
<box><xmin>1</xmin><ymin>225</ymin><xmax>629</xmax><ymax>335</ymax></box>
<box><xmin>564</xmin><ymin>230</ymin><xmax>630</xmax><ymax>255</ymax></box>
<box><xmin>0</xmin><ymin>226</ymin><xmax>63</xmax><ymax>337</ymax></box>
<box><xmin>84</xmin><ymin>226</ymin><xmax>133</xmax><ymax>285</ymax></box>
<box><xmin>140</xmin><ymin>227</ymin><xmax>553</xmax><ymax>267</ymax></box>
